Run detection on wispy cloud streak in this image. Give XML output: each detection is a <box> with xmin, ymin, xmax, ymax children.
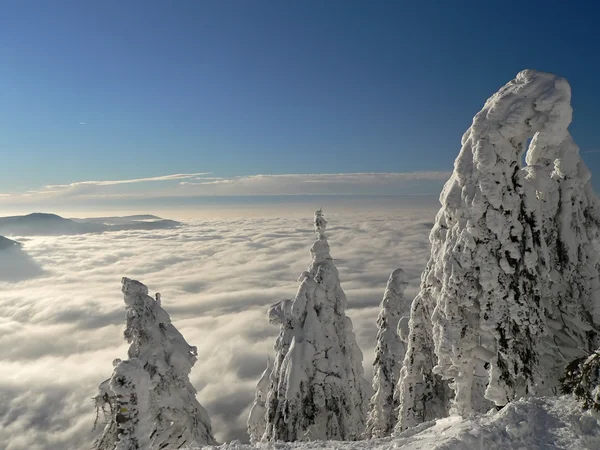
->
<box><xmin>46</xmin><ymin>172</ymin><xmax>211</xmax><ymax>189</ymax></box>
<box><xmin>0</xmin><ymin>171</ymin><xmax>450</xmax><ymax>208</ymax></box>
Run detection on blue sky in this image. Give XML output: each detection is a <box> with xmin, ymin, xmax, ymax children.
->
<box><xmin>1</xmin><ymin>0</ymin><xmax>599</xmax><ymax>200</ymax></box>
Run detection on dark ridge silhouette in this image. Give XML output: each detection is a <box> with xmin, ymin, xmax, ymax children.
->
<box><xmin>0</xmin><ymin>243</ymin><xmax>43</xmax><ymax>282</ymax></box>
<box><xmin>0</xmin><ymin>213</ymin><xmax>180</xmax><ymax>236</ymax></box>
<box><xmin>0</xmin><ymin>235</ymin><xmax>22</xmax><ymax>250</ymax></box>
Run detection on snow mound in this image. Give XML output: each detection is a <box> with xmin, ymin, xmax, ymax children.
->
<box><xmin>209</xmin><ymin>396</ymin><xmax>600</xmax><ymax>449</ymax></box>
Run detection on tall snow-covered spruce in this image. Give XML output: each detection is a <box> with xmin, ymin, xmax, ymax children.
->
<box><xmin>365</xmin><ymin>268</ymin><xmax>411</xmax><ymax>438</ymax></box>
<box><xmin>262</xmin><ymin>210</ymin><xmax>370</xmax><ymax>442</ymax></box>
<box><xmin>94</xmin><ymin>278</ymin><xmax>216</xmax><ymax>450</ymax></box>
<box><xmin>395</xmin><ymin>292</ymin><xmax>452</xmax><ymax>431</ymax></box>
<box><xmin>396</xmin><ymin>69</ymin><xmax>600</xmax><ymax>429</ymax></box>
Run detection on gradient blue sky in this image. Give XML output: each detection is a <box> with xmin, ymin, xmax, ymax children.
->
<box><xmin>1</xmin><ymin>0</ymin><xmax>599</xmax><ymax>196</ymax></box>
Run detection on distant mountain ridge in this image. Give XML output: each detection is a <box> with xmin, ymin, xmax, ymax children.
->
<box><xmin>0</xmin><ymin>213</ymin><xmax>180</xmax><ymax>237</ymax></box>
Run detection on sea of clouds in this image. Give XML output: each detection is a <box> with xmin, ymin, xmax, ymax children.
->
<box><xmin>0</xmin><ymin>204</ymin><xmax>438</xmax><ymax>449</ymax></box>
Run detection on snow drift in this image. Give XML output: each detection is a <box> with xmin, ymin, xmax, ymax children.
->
<box><xmin>211</xmin><ymin>396</ymin><xmax>600</xmax><ymax>449</ymax></box>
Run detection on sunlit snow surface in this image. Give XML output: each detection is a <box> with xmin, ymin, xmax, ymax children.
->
<box><xmin>0</xmin><ymin>207</ymin><xmax>436</xmax><ymax>449</ymax></box>
<box><xmin>212</xmin><ymin>397</ymin><xmax>600</xmax><ymax>449</ymax></box>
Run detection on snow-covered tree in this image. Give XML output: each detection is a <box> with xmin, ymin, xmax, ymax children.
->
<box><xmin>94</xmin><ymin>278</ymin><xmax>216</xmax><ymax>449</ymax></box>
<box><xmin>263</xmin><ymin>210</ymin><xmax>370</xmax><ymax>442</ymax></box>
<box><xmin>94</xmin><ymin>359</ymin><xmax>149</xmax><ymax>450</ymax></box>
<box><xmin>397</xmin><ymin>70</ymin><xmax>600</xmax><ymax>427</ymax></box>
<box><xmin>526</xmin><ymin>130</ymin><xmax>600</xmax><ymax>395</ymax></box>
<box><xmin>366</xmin><ymin>268</ymin><xmax>411</xmax><ymax>438</ymax></box>
<box><xmin>394</xmin><ymin>294</ymin><xmax>452</xmax><ymax>432</ymax></box>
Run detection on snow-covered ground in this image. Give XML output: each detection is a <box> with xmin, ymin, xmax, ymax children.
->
<box><xmin>211</xmin><ymin>396</ymin><xmax>600</xmax><ymax>449</ymax></box>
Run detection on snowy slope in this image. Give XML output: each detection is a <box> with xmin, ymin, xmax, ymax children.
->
<box><xmin>210</xmin><ymin>396</ymin><xmax>600</xmax><ymax>449</ymax></box>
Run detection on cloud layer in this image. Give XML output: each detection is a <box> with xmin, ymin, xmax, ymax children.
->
<box><xmin>0</xmin><ymin>172</ymin><xmax>450</xmax><ymax>213</ymax></box>
<box><xmin>0</xmin><ymin>205</ymin><xmax>437</xmax><ymax>449</ymax></box>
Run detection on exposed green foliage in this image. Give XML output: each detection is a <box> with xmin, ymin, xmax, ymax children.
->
<box><xmin>560</xmin><ymin>350</ymin><xmax>600</xmax><ymax>411</ymax></box>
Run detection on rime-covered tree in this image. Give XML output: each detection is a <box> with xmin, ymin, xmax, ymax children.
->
<box><xmin>395</xmin><ymin>294</ymin><xmax>452</xmax><ymax>431</ymax></box>
<box><xmin>94</xmin><ymin>278</ymin><xmax>216</xmax><ymax>449</ymax></box>
<box><xmin>263</xmin><ymin>210</ymin><xmax>370</xmax><ymax>442</ymax></box>
<box><xmin>94</xmin><ymin>359</ymin><xmax>148</xmax><ymax>450</ymax></box>
<box><xmin>366</xmin><ymin>268</ymin><xmax>411</xmax><ymax>438</ymax></box>
<box><xmin>526</xmin><ymin>129</ymin><xmax>600</xmax><ymax>394</ymax></box>
<box><xmin>247</xmin><ymin>357</ymin><xmax>273</xmax><ymax>444</ymax></box>
<box><xmin>427</xmin><ymin>70</ymin><xmax>551</xmax><ymax>415</ymax></box>
<box><xmin>397</xmin><ymin>70</ymin><xmax>600</xmax><ymax>427</ymax></box>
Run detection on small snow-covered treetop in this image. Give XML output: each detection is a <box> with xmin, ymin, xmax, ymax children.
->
<box><xmin>314</xmin><ymin>209</ymin><xmax>327</xmax><ymax>236</ymax></box>
<box><xmin>366</xmin><ymin>269</ymin><xmax>411</xmax><ymax>438</ymax></box>
<box><xmin>94</xmin><ymin>278</ymin><xmax>216</xmax><ymax>450</ymax></box>
<box><xmin>309</xmin><ymin>209</ymin><xmax>332</xmax><ymax>274</ymax></box>
<box><xmin>263</xmin><ymin>210</ymin><xmax>369</xmax><ymax>442</ymax></box>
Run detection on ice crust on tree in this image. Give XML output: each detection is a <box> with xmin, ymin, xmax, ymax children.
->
<box><xmin>262</xmin><ymin>210</ymin><xmax>370</xmax><ymax>442</ymax></box>
<box><xmin>247</xmin><ymin>357</ymin><xmax>273</xmax><ymax>444</ymax></box>
<box><xmin>530</xmin><ymin>131</ymin><xmax>600</xmax><ymax>394</ymax></box>
<box><xmin>396</xmin><ymin>69</ymin><xmax>600</xmax><ymax>427</ymax></box>
<box><xmin>365</xmin><ymin>268</ymin><xmax>411</xmax><ymax>438</ymax></box>
<box><xmin>94</xmin><ymin>278</ymin><xmax>216</xmax><ymax>449</ymax></box>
